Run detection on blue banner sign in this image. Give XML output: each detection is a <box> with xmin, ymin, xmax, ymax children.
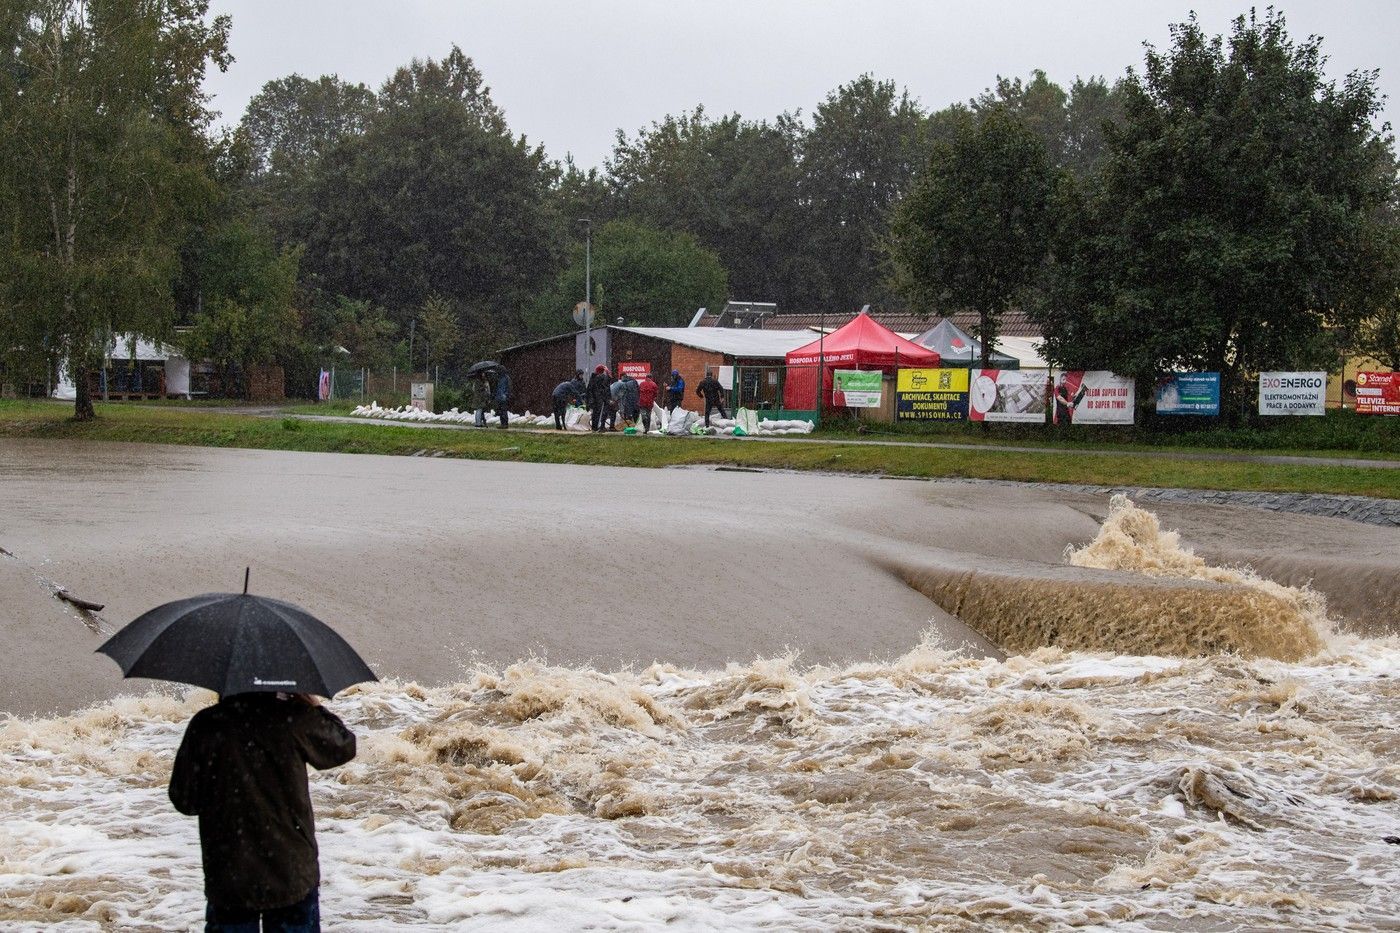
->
<box><xmin>1155</xmin><ymin>372</ymin><xmax>1220</xmax><ymax>416</ymax></box>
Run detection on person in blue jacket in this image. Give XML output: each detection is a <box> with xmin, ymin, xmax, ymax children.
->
<box><xmin>664</xmin><ymin>370</ymin><xmax>685</xmax><ymax>412</ymax></box>
<box><xmin>491</xmin><ymin>369</ymin><xmax>512</xmax><ymax>429</ymax></box>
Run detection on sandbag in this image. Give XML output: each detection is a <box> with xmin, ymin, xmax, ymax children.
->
<box><xmin>734</xmin><ymin>408</ymin><xmax>760</xmax><ymax>436</ymax></box>
<box><xmin>666</xmin><ymin>409</ymin><xmax>698</xmax><ymax>436</ymax></box>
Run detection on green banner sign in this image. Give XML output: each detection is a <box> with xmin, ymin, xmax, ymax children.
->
<box><xmin>834</xmin><ymin>370</ymin><xmax>882</xmax><ymax>408</ymax></box>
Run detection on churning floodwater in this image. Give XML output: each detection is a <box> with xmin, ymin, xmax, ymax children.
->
<box><xmin>2</xmin><ymin>497</ymin><xmax>1397</xmax><ymax>930</ymax></box>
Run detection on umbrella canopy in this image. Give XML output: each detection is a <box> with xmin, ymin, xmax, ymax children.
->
<box><xmin>97</xmin><ymin>593</ymin><xmax>377</xmax><ymax>698</ymax></box>
<box><xmin>911</xmin><ymin>318</ymin><xmax>1018</xmax><ymax>368</ymax></box>
<box><xmin>466</xmin><ymin>360</ymin><xmax>504</xmax><ymax>377</ymax></box>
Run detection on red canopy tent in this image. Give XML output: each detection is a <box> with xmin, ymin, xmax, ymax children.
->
<box><xmin>784</xmin><ymin>311</ymin><xmax>941</xmax><ymax>410</ymax></box>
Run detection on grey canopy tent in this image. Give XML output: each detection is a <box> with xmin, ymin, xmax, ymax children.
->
<box><xmin>911</xmin><ymin>318</ymin><xmax>1018</xmax><ymax>369</ymax></box>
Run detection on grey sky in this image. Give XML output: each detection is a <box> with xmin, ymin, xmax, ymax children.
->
<box><xmin>204</xmin><ymin>1</ymin><xmax>1397</xmax><ymax>169</ymax></box>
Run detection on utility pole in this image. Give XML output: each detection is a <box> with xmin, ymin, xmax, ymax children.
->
<box><xmin>579</xmin><ymin>218</ymin><xmax>592</xmax><ymax>371</ymax></box>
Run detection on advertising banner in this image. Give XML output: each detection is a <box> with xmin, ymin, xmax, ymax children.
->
<box><xmin>833</xmin><ymin>370</ymin><xmax>882</xmax><ymax>408</ymax></box>
<box><xmin>1258</xmin><ymin>372</ymin><xmax>1326</xmax><ymax>416</ymax></box>
<box><xmin>1053</xmin><ymin>371</ymin><xmax>1134</xmax><ymax>424</ymax></box>
<box><xmin>1155</xmin><ymin>372</ymin><xmax>1220</xmax><ymax>415</ymax></box>
<box><xmin>1355</xmin><ymin>371</ymin><xmax>1400</xmax><ymax>416</ymax></box>
<box><xmin>969</xmin><ymin>369</ymin><xmax>1049</xmax><ymax>423</ymax></box>
<box><xmin>896</xmin><ymin>368</ymin><xmax>969</xmax><ymax>421</ymax></box>
<box><xmin>618</xmin><ymin>361</ymin><xmax>651</xmax><ymax>380</ymax></box>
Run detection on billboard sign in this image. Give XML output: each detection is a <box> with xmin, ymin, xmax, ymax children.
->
<box><xmin>1155</xmin><ymin>372</ymin><xmax>1220</xmax><ymax>415</ymax></box>
<box><xmin>896</xmin><ymin>368</ymin><xmax>969</xmax><ymax>421</ymax></box>
<box><xmin>1355</xmin><ymin>371</ymin><xmax>1400</xmax><ymax>416</ymax></box>
<box><xmin>1258</xmin><ymin>372</ymin><xmax>1326</xmax><ymax>416</ymax></box>
<box><xmin>834</xmin><ymin>370</ymin><xmax>882</xmax><ymax>408</ymax></box>
<box><xmin>1053</xmin><ymin>371</ymin><xmax>1134</xmax><ymax>424</ymax></box>
<box><xmin>969</xmin><ymin>369</ymin><xmax>1049</xmax><ymax>423</ymax></box>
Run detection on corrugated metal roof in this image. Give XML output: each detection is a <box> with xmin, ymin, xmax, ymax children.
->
<box><xmin>617</xmin><ymin>327</ymin><xmax>818</xmax><ymax>358</ymax></box>
<box><xmin>700</xmin><ymin>309</ymin><xmax>1044</xmax><ymax>339</ymax></box>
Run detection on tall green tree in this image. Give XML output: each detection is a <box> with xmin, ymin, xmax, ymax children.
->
<box><xmin>889</xmin><ymin>109</ymin><xmax>1060</xmax><ymax>367</ymax></box>
<box><xmin>417</xmin><ymin>294</ymin><xmax>462</xmax><ymax>372</ymax></box>
<box><xmin>293</xmin><ymin>48</ymin><xmax>558</xmax><ymax>343</ymax></box>
<box><xmin>972</xmin><ymin>70</ymin><xmax>1123</xmax><ymax>179</ymax></box>
<box><xmin>0</xmin><ymin>0</ymin><xmax>230</xmax><ymax>419</ymax></box>
<box><xmin>181</xmin><ymin>221</ymin><xmax>299</xmax><ymax>397</ymax></box>
<box><xmin>239</xmin><ymin>74</ymin><xmax>376</xmax><ymax>180</ymax></box>
<box><xmin>529</xmin><ymin>220</ymin><xmax>727</xmax><ymax>330</ymax></box>
<box><xmin>608</xmin><ymin>107</ymin><xmax>812</xmax><ymax>308</ymax></box>
<box><xmin>800</xmin><ymin>76</ymin><xmax>934</xmax><ymax>311</ymax></box>
<box><xmin>1037</xmin><ymin>11</ymin><xmax>1397</xmax><ymax>410</ymax></box>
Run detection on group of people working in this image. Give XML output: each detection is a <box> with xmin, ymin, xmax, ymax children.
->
<box><xmin>551</xmin><ymin>366</ymin><xmax>729</xmax><ymax>432</ymax></box>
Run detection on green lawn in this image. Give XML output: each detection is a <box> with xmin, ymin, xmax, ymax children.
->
<box><xmin>2</xmin><ymin>399</ymin><xmax>1395</xmax><ymax>498</ymax></box>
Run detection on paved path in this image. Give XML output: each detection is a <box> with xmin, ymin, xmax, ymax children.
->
<box><xmin>270</xmin><ymin>410</ymin><xmax>1400</xmax><ymax>471</ymax></box>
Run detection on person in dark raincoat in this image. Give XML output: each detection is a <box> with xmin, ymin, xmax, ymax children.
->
<box><xmin>696</xmin><ymin>370</ymin><xmax>729</xmax><ymax>426</ymax></box>
<box><xmin>552</xmin><ymin>370</ymin><xmax>586</xmax><ymax>430</ymax></box>
<box><xmin>469</xmin><ymin>374</ymin><xmax>492</xmax><ymax>427</ymax></box>
<box><xmin>170</xmin><ymin>691</ymin><xmax>356</xmax><ymax>932</ymax></box>
<box><xmin>492</xmin><ymin>368</ymin><xmax>512</xmax><ymax>428</ymax></box>
<box><xmin>586</xmin><ymin>365</ymin><xmax>612</xmax><ymax>432</ymax></box>
<box><xmin>618</xmin><ymin>372</ymin><xmax>641</xmax><ymax>426</ymax></box>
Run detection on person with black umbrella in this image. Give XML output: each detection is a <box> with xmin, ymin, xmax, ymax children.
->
<box><xmin>170</xmin><ymin>689</ymin><xmax>353</xmax><ymax>932</ymax></box>
<box><xmin>98</xmin><ymin>571</ymin><xmax>374</xmax><ymax>932</ymax></box>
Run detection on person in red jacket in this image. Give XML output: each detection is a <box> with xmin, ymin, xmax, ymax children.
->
<box><xmin>636</xmin><ymin>371</ymin><xmax>659</xmax><ymax>433</ymax></box>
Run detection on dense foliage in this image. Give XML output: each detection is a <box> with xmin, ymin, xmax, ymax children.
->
<box><xmin>1035</xmin><ymin>11</ymin><xmax>1397</xmax><ymax>414</ymax></box>
<box><xmin>3</xmin><ymin>6</ymin><xmax>1395</xmax><ymax>412</ymax></box>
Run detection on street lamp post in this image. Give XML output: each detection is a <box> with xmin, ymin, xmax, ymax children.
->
<box><xmin>579</xmin><ymin>218</ymin><xmax>592</xmax><ymax>370</ymax></box>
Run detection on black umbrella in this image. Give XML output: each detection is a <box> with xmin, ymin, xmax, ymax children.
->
<box><xmin>97</xmin><ymin>573</ymin><xmax>376</xmax><ymax>698</ymax></box>
<box><xmin>466</xmin><ymin>360</ymin><xmax>503</xmax><ymax>377</ymax></box>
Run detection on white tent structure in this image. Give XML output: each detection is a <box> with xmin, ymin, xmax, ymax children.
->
<box><xmin>51</xmin><ymin>334</ymin><xmax>191</xmax><ymax>400</ymax></box>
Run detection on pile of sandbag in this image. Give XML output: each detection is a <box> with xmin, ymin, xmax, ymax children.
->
<box><xmin>349</xmin><ymin>402</ymin><xmax>576</xmax><ymax>428</ymax></box>
<box><xmin>349</xmin><ymin>402</ymin><xmax>816</xmax><ymax>436</ymax></box>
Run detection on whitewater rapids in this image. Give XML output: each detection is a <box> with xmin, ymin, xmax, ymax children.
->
<box><xmin>3</xmin><ymin>635</ymin><xmax>1398</xmax><ymax>930</ymax></box>
<box><xmin>2</xmin><ymin>441</ymin><xmax>1398</xmax><ymax>928</ymax></box>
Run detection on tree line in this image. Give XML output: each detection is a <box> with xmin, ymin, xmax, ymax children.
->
<box><xmin>2</xmin><ymin>2</ymin><xmax>1397</xmax><ymax>419</ymax></box>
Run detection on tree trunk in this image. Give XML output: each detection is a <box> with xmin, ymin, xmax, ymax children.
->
<box><xmin>71</xmin><ymin>337</ymin><xmax>95</xmax><ymax>421</ymax></box>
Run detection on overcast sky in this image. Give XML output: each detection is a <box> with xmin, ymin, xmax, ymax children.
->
<box><xmin>204</xmin><ymin>1</ymin><xmax>1397</xmax><ymax>169</ymax></box>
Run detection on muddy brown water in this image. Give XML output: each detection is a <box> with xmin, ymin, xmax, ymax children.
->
<box><xmin>2</xmin><ymin>439</ymin><xmax>1398</xmax><ymax>929</ymax></box>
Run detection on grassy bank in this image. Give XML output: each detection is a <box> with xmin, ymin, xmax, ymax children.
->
<box><xmin>2</xmin><ymin>400</ymin><xmax>1396</xmax><ymax>498</ymax></box>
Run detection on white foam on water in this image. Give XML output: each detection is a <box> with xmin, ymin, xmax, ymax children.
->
<box><xmin>3</xmin><ymin>638</ymin><xmax>1398</xmax><ymax>931</ymax></box>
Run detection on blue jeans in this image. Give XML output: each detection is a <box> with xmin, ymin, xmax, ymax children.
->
<box><xmin>206</xmin><ymin>887</ymin><xmax>319</xmax><ymax>932</ymax></box>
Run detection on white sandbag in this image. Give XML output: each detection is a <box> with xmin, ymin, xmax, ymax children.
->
<box><xmin>666</xmin><ymin>409</ymin><xmax>698</xmax><ymax>436</ymax></box>
<box><xmin>735</xmin><ymin>408</ymin><xmax>760</xmax><ymax>436</ymax></box>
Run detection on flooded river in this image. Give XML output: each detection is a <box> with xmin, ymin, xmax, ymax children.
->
<box><xmin>1</xmin><ymin>440</ymin><xmax>1397</xmax><ymax>929</ymax></box>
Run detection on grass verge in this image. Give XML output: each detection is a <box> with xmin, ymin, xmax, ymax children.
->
<box><xmin>2</xmin><ymin>400</ymin><xmax>1396</xmax><ymax>498</ymax></box>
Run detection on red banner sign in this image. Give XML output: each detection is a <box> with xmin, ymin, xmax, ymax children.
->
<box><xmin>1355</xmin><ymin>371</ymin><xmax>1400</xmax><ymax>415</ymax></box>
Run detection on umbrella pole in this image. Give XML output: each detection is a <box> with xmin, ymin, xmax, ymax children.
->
<box><xmin>243</xmin><ymin>567</ymin><xmax>250</xmax><ymax>595</ymax></box>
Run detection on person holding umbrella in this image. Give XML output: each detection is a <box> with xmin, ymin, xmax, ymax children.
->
<box><xmin>98</xmin><ymin>571</ymin><xmax>375</xmax><ymax>932</ymax></box>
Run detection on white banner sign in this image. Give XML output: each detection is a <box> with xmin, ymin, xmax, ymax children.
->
<box><xmin>1053</xmin><ymin>371</ymin><xmax>1135</xmax><ymax>424</ymax></box>
<box><xmin>970</xmin><ymin>369</ymin><xmax>1049</xmax><ymax>423</ymax></box>
<box><xmin>1258</xmin><ymin>372</ymin><xmax>1326</xmax><ymax>416</ymax></box>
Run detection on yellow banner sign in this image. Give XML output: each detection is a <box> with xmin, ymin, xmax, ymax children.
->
<box><xmin>896</xmin><ymin>368</ymin><xmax>969</xmax><ymax>393</ymax></box>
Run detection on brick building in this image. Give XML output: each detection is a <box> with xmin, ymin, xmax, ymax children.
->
<box><xmin>498</xmin><ymin>326</ymin><xmax>815</xmax><ymax>415</ymax></box>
